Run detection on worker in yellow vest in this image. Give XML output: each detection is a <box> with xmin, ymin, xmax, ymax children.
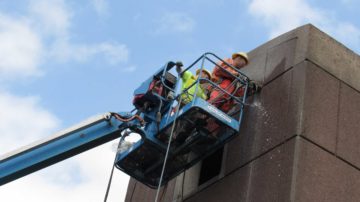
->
<box><xmin>175</xmin><ymin>62</ymin><xmax>212</xmax><ymax>106</ymax></box>
<box><xmin>173</xmin><ymin>62</ymin><xmax>212</xmax><ymax>145</ymax></box>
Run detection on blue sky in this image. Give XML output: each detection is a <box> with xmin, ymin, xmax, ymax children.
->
<box><xmin>0</xmin><ymin>0</ymin><xmax>359</xmax><ymax>201</ymax></box>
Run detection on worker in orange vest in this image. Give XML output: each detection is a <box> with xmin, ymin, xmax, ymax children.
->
<box><xmin>208</xmin><ymin>52</ymin><xmax>259</xmax><ymax>113</ymax></box>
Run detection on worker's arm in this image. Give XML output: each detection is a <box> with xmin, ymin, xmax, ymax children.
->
<box><xmin>198</xmin><ymin>89</ymin><xmax>208</xmax><ymax>100</ymax></box>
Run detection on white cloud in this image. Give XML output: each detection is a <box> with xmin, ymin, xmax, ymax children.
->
<box><xmin>0</xmin><ymin>91</ymin><xmax>129</xmax><ymax>201</ymax></box>
<box><xmin>0</xmin><ymin>15</ymin><xmax>43</xmax><ymax>80</ymax></box>
<box><xmin>122</xmin><ymin>65</ymin><xmax>137</xmax><ymax>72</ymax></box>
<box><xmin>0</xmin><ymin>140</ymin><xmax>129</xmax><ymax>202</ymax></box>
<box><xmin>29</xmin><ymin>0</ymin><xmax>70</xmax><ymax>37</ymax></box>
<box><xmin>0</xmin><ymin>1</ymin><xmax>132</xmax><ymax>201</ymax></box>
<box><xmin>340</xmin><ymin>0</ymin><xmax>353</xmax><ymax>4</ymax></box>
<box><xmin>248</xmin><ymin>0</ymin><xmax>324</xmax><ymax>37</ymax></box>
<box><xmin>28</xmin><ymin>0</ymin><xmax>130</xmax><ymax>67</ymax></box>
<box><xmin>324</xmin><ymin>22</ymin><xmax>360</xmax><ymax>49</ymax></box>
<box><xmin>155</xmin><ymin>12</ymin><xmax>195</xmax><ymax>34</ymax></box>
<box><xmin>248</xmin><ymin>0</ymin><xmax>360</xmax><ymax>51</ymax></box>
<box><xmin>91</xmin><ymin>0</ymin><xmax>109</xmax><ymax>17</ymax></box>
<box><xmin>0</xmin><ymin>92</ymin><xmax>59</xmax><ymax>155</ymax></box>
<box><xmin>50</xmin><ymin>39</ymin><xmax>130</xmax><ymax>65</ymax></box>
<box><xmin>0</xmin><ymin>0</ymin><xmax>131</xmax><ymax>82</ymax></box>
<box><xmin>98</xmin><ymin>42</ymin><xmax>129</xmax><ymax>65</ymax></box>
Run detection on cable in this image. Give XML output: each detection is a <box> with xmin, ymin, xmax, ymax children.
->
<box><xmin>111</xmin><ymin>112</ymin><xmax>145</xmax><ymax>126</ymax></box>
<box><xmin>130</xmin><ymin>181</ymin><xmax>137</xmax><ymax>202</ymax></box>
<box><xmin>103</xmin><ymin>131</ymin><xmax>129</xmax><ymax>202</ymax></box>
<box><xmin>154</xmin><ymin>96</ymin><xmax>183</xmax><ymax>202</ymax></box>
<box><xmin>103</xmin><ymin>157</ymin><xmax>116</xmax><ymax>202</ymax></box>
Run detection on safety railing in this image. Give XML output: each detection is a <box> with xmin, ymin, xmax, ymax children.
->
<box><xmin>173</xmin><ymin>52</ymin><xmax>250</xmax><ymax>125</ymax></box>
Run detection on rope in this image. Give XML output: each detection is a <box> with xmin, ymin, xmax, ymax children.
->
<box><xmin>103</xmin><ymin>157</ymin><xmax>116</xmax><ymax>202</ymax></box>
<box><xmin>154</xmin><ymin>96</ymin><xmax>183</xmax><ymax>202</ymax></box>
<box><xmin>180</xmin><ymin>155</ymin><xmax>189</xmax><ymax>201</ymax></box>
<box><xmin>103</xmin><ymin>131</ymin><xmax>129</xmax><ymax>202</ymax></box>
<box><xmin>153</xmin><ymin>65</ymin><xmax>245</xmax><ymax>202</ymax></box>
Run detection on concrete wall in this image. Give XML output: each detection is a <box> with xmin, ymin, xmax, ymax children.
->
<box><xmin>125</xmin><ymin>24</ymin><xmax>360</xmax><ymax>202</ymax></box>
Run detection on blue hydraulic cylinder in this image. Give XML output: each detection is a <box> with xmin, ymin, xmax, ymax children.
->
<box><xmin>0</xmin><ymin>112</ymin><xmax>135</xmax><ymax>186</ymax></box>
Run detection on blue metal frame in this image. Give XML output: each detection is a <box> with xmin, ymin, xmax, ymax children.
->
<box><xmin>115</xmin><ymin>52</ymin><xmax>251</xmax><ymax>188</ymax></box>
<box><xmin>0</xmin><ymin>114</ymin><xmax>141</xmax><ymax>186</ymax></box>
<box><xmin>0</xmin><ymin>52</ymin><xmax>252</xmax><ymax>189</ymax></box>
<box><xmin>161</xmin><ymin>98</ymin><xmax>240</xmax><ymax>131</ymax></box>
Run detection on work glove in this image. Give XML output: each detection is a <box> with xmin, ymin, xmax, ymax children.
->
<box><xmin>175</xmin><ymin>61</ymin><xmax>183</xmax><ymax>74</ymax></box>
<box><xmin>175</xmin><ymin>61</ymin><xmax>183</xmax><ymax>67</ymax></box>
<box><xmin>234</xmin><ymin>72</ymin><xmax>249</xmax><ymax>82</ymax></box>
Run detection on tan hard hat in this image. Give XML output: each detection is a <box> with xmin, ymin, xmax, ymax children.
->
<box><xmin>232</xmin><ymin>52</ymin><xmax>249</xmax><ymax>64</ymax></box>
<box><xmin>196</xmin><ymin>69</ymin><xmax>212</xmax><ymax>80</ymax></box>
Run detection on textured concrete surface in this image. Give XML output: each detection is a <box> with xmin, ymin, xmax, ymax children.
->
<box><xmin>300</xmin><ymin>61</ymin><xmax>340</xmax><ymax>153</ymax></box>
<box><xmin>294</xmin><ymin>138</ymin><xmax>360</xmax><ymax>202</ymax></box>
<box><xmin>337</xmin><ymin>83</ymin><xmax>360</xmax><ymax>168</ymax></box>
<box><xmin>125</xmin><ymin>178</ymin><xmax>176</xmax><ymax>202</ymax></box>
<box><xmin>307</xmin><ymin>26</ymin><xmax>360</xmax><ymax>91</ymax></box>
<box><xmin>125</xmin><ymin>24</ymin><xmax>360</xmax><ymax>202</ymax></box>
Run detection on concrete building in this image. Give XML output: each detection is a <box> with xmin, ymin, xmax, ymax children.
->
<box><xmin>124</xmin><ymin>24</ymin><xmax>360</xmax><ymax>202</ymax></box>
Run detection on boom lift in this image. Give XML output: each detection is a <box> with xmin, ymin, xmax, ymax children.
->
<box><xmin>0</xmin><ymin>52</ymin><xmax>254</xmax><ymax>190</ymax></box>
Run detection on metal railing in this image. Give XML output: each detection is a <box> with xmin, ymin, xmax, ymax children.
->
<box><xmin>175</xmin><ymin>52</ymin><xmax>250</xmax><ymax>124</ymax></box>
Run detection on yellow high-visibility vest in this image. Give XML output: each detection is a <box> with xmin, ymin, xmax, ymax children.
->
<box><xmin>180</xmin><ymin>71</ymin><xmax>207</xmax><ymax>104</ymax></box>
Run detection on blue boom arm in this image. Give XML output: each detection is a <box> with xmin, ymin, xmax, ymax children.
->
<box><xmin>0</xmin><ymin>112</ymin><xmax>143</xmax><ymax>186</ymax></box>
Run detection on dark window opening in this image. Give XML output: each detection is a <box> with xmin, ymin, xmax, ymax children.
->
<box><xmin>198</xmin><ymin>147</ymin><xmax>224</xmax><ymax>186</ymax></box>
